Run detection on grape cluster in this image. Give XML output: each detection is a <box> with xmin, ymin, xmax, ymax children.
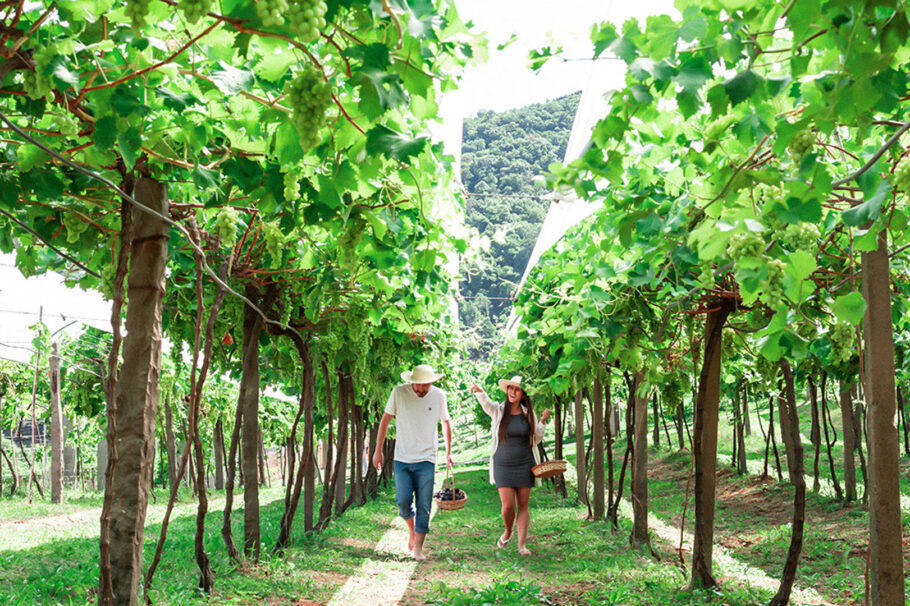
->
<box><xmin>262</xmin><ymin>221</ymin><xmax>285</xmax><ymax>268</ymax></box>
<box><xmin>893</xmin><ymin>158</ymin><xmax>910</xmax><ymax>191</ymax></box>
<box><xmin>54</xmin><ymin>112</ymin><xmax>80</xmax><ymax>137</ymax></box>
<box><xmin>98</xmin><ymin>264</ymin><xmax>115</xmax><ymax>300</ymax></box>
<box><xmin>63</xmin><ymin>212</ymin><xmax>88</xmax><ymax>244</ymax></box>
<box><xmin>727</xmin><ymin>232</ymin><xmax>765</xmax><ymax>268</ymax></box>
<box><xmin>787</xmin><ymin>129</ymin><xmax>815</xmax><ymax>164</ymax></box>
<box><xmin>759</xmin><ymin>258</ymin><xmax>786</xmax><ymax>309</ymax></box>
<box><xmin>125</xmin><ymin>0</ymin><xmax>152</xmax><ymax>29</ymax></box>
<box><xmin>215</xmin><ymin>207</ymin><xmax>239</xmax><ymax>248</ymax></box>
<box><xmin>781</xmin><ymin>222</ymin><xmax>820</xmax><ymax>251</ymax></box>
<box><xmin>829</xmin><ymin>321</ymin><xmax>855</xmax><ymax>363</ymax></box>
<box><xmin>337</xmin><ymin>217</ymin><xmax>366</xmax><ymax>270</ymax></box>
<box><xmin>283</xmin><ymin>169</ymin><xmax>301</xmax><ymax>201</ymax></box>
<box><xmin>288</xmin><ymin>0</ymin><xmax>327</xmax><ymax>41</ymax></box>
<box><xmin>179</xmin><ymin>0</ymin><xmax>211</xmax><ymax>24</ymax></box>
<box><xmin>617</xmin><ymin>344</ymin><xmax>642</xmax><ymax>372</ymax></box>
<box><xmin>434</xmin><ymin>487</ymin><xmax>465</xmax><ymax>502</ymax></box>
<box><xmin>23</xmin><ymin>46</ymin><xmax>57</xmax><ymax>101</ymax></box>
<box><xmin>257</xmin><ymin>0</ymin><xmax>288</xmax><ymax>27</ymax></box>
<box><xmin>286</xmin><ymin>68</ymin><xmax>331</xmax><ymax>151</ymax></box>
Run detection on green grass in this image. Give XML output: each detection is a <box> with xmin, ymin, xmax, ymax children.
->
<box><xmin>0</xmin><ymin>399</ymin><xmax>906</xmax><ymax>605</ymax></box>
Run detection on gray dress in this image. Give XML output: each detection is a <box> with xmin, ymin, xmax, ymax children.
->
<box><xmin>492</xmin><ymin>413</ymin><xmax>536</xmax><ymax>487</ymax></box>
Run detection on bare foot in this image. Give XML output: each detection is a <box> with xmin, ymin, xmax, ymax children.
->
<box><xmin>408</xmin><ymin>530</ymin><xmax>416</xmax><ymax>552</ymax></box>
<box><xmin>412</xmin><ymin>548</ymin><xmax>426</xmax><ymax>561</ymax></box>
<box><xmin>518</xmin><ymin>545</ymin><xmax>531</xmax><ymax>556</ymax></box>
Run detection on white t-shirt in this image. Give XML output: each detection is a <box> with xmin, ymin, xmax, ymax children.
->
<box><xmin>384</xmin><ymin>383</ymin><xmax>449</xmax><ymax>464</ymax></box>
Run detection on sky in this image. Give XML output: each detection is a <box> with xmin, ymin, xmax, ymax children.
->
<box><xmin>0</xmin><ymin>0</ymin><xmax>677</xmax><ymax>366</ymax></box>
<box><xmin>454</xmin><ymin>0</ymin><xmax>677</xmax><ymax>116</ymax></box>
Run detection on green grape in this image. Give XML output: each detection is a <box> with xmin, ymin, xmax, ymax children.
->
<box><xmin>215</xmin><ymin>207</ymin><xmax>238</xmax><ymax>248</ymax></box>
<box><xmin>63</xmin><ymin>212</ymin><xmax>88</xmax><ymax>244</ymax></box>
<box><xmin>759</xmin><ymin>258</ymin><xmax>786</xmax><ymax>309</ymax></box>
<box><xmin>618</xmin><ymin>345</ymin><xmax>642</xmax><ymax>372</ymax></box>
<box><xmin>279</xmin><ymin>289</ymin><xmax>294</xmax><ymax>325</ymax></box>
<box><xmin>796</xmin><ymin>320</ymin><xmax>817</xmax><ymax>341</ymax></box>
<box><xmin>98</xmin><ymin>263</ymin><xmax>115</xmax><ymax>300</ymax></box>
<box><xmin>337</xmin><ymin>218</ymin><xmax>365</xmax><ymax>270</ymax></box>
<box><xmin>257</xmin><ymin>0</ymin><xmax>289</xmax><ymax>27</ymax></box>
<box><xmin>704</xmin><ymin>114</ymin><xmax>738</xmax><ymax>141</ymax></box>
<box><xmin>697</xmin><ymin>265</ymin><xmax>714</xmax><ymax>289</ymax></box>
<box><xmin>262</xmin><ymin>222</ymin><xmax>284</xmax><ymax>268</ymax></box>
<box><xmin>787</xmin><ymin>129</ymin><xmax>815</xmax><ymax>164</ymax></box>
<box><xmin>893</xmin><ymin>158</ymin><xmax>910</xmax><ymax>190</ymax></box>
<box><xmin>287</xmin><ymin>0</ymin><xmax>327</xmax><ymax>42</ymax></box>
<box><xmin>23</xmin><ymin>46</ymin><xmax>57</xmax><ymax>100</ymax></box>
<box><xmin>781</xmin><ymin>222</ymin><xmax>820</xmax><ymax>250</ymax></box>
<box><xmin>286</xmin><ymin>68</ymin><xmax>332</xmax><ymax>151</ymax></box>
<box><xmin>283</xmin><ymin>169</ymin><xmax>301</xmax><ymax>201</ymax></box>
<box><xmin>829</xmin><ymin>321</ymin><xmax>855</xmax><ymax>363</ymax></box>
<box><xmin>179</xmin><ymin>0</ymin><xmax>211</xmax><ymax>24</ymax></box>
<box><xmin>727</xmin><ymin>232</ymin><xmax>765</xmax><ymax>268</ymax></box>
<box><xmin>125</xmin><ymin>0</ymin><xmax>152</xmax><ymax>29</ymax></box>
<box><xmin>54</xmin><ymin>112</ymin><xmax>80</xmax><ymax>137</ymax></box>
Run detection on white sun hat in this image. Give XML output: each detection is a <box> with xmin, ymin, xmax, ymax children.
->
<box><xmin>498</xmin><ymin>375</ymin><xmax>524</xmax><ymax>393</ymax></box>
<box><xmin>400</xmin><ymin>364</ymin><xmax>445</xmax><ymax>384</ymax></box>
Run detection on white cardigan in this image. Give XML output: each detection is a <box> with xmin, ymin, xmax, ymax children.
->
<box><xmin>475</xmin><ymin>391</ymin><xmax>546</xmax><ymax>485</ymax></box>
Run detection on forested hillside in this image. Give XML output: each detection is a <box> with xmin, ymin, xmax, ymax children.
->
<box><xmin>459</xmin><ymin>92</ymin><xmax>581</xmax><ymax>360</ymax></box>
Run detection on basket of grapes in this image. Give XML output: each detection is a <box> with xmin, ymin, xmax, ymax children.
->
<box><xmin>434</xmin><ymin>468</ymin><xmax>468</xmax><ymax>511</ymax></box>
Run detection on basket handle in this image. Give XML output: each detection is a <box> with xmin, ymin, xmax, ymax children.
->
<box><xmin>444</xmin><ymin>463</ymin><xmax>456</xmax><ymax>490</ymax></box>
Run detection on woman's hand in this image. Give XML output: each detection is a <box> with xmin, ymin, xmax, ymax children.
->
<box><xmin>470</xmin><ymin>382</ymin><xmax>484</xmax><ymax>394</ymax></box>
<box><xmin>540</xmin><ymin>409</ymin><xmax>551</xmax><ymax>423</ymax></box>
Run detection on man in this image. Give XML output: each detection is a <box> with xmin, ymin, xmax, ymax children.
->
<box><xmin>372</xmin><ymin>363</ymin><xmax>453</xmax><ymax>561</ymax></box>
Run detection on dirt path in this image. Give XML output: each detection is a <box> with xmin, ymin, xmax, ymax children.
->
<box><xmin>0</xmin><ymin>506</ymin><xmax>101</xmax><ymax>536</ymax></box>
<box><xmin>326</xmin><ymin>507</ymin><xmax>437</xmax><ymax>606</ymax></box>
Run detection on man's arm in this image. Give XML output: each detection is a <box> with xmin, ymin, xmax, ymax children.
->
<box><xmin>442</xmin><ymin>419</ymin><xmax>453</xmax><ymax>468</ymax></box>
<box><xmin>372</xmin><ymin>412</ymin><xmax>394</xmax><ymax>471</ymax></box>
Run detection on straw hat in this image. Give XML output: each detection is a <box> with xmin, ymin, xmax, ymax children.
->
<box><xmin>498</xmin><ymin>375</ymin><xmax>524</xmax><ymax>393</ymax></box>
<box><xmin>400</xmin><ymin>364</ymin><xmax>444</xmax><ymax>384</ymax></box>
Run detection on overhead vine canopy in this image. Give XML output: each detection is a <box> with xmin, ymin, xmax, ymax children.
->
<box><xmin>0</xmin><ymin>0</ymin><xmax>478</xmax><ymax>346</ymax></box>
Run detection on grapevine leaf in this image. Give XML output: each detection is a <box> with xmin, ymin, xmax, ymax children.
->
<box><xmin>255</xmin><ymin>38</ymin><xmax>295</xmax><ymax>82</ymax></box>
<box><xmin>274</xmin><ymin>123</ymin><xmax>304</xmax><ymax>165</ymax></box>
<box><xmin>365</xmin><ymin>125</ymin><xmax>428</xmax><ymax>162</ymax></box>
<box><xmin>673</xmin><ymin>56</ymin><xmax>711</xmax><ymax>93</ymax></box>
<box><xmin>210</xmin><ymin>61</ymin><xmax>254</xmax><ymax>95</ymax></box>
<box><xmin>833</xmin><ymin>292</ymin><xmax>867</xmax><ymax>325</ymax></box>
<box><xmin>17</xmin><ymin>144</ymin><xmax>49</xmax><ymax>172</ymax></box>
<box><xmin>193</xmin><ymin>165</ymin><xmax>220</xmax><ymax>191</ymax></box>
<box><xmin>645</xmin><ymin>15</ymin><xmax>678</xmax><ymax>60</ymax></box>
<box><xmin>843</xmin><ymin>179</ymin><xmax>890</xmax><ymax>227</ymax></box>
<box><xmin>609</xmin><ymin>37</ymin><xmax>638</xmax><ymax>63</ymax></box>
<box><xmin>591</xmin><ymin>23</ymin><xmax>619</xmax><ymax>58</ymax></box>
<box><xmin>357</xmin><ymin>70</ymin><xmax>408</xmax><ymax>120</ymax></box>
<box><xmin>724</xmin><ymin>69</ymin><xmax>760</xmax><ymax>106</ymax></box>
<box><xmin>117</xmin><ymin>129</ymin><xmax>141</xmax><ymax>171</ymax></box>
<box><xmin>786</xmin><ymin>250</ymin><xmax>816</xmax><ymax>281</ymax></box>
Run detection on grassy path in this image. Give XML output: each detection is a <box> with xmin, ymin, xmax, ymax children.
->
<box><xmin>0</xmin><ymin>450</ymin><xmax>885</xmax><ymax>604</ymax></box>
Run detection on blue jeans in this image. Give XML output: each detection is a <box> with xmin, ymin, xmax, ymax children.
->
<box><xmin>394</xmin><ymin>460</ymin><xmax>435</xmax><ymax>534</ymax></box>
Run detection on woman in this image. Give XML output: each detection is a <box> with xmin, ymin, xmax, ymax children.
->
<box><xmin>471</xmin><ymin>375</ymin><xmax>550</xmax><ymax>555</ymax></box>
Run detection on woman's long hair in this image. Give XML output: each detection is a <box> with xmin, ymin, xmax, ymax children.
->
<box><xmin>498</xmin><ymin>391</ymin><xmax>534</xmax><ymax>444</ymax></box>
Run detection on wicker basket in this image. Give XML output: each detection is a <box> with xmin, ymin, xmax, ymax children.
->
<box><xmin>435</xmin><ymin>468</ymin><xmax>468</xmax><ymax>511</ymax></box>
<box><xmin>532</xmin><ymin>459</ymin><xmax>567</xmax><ymax>479</ymax></box>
